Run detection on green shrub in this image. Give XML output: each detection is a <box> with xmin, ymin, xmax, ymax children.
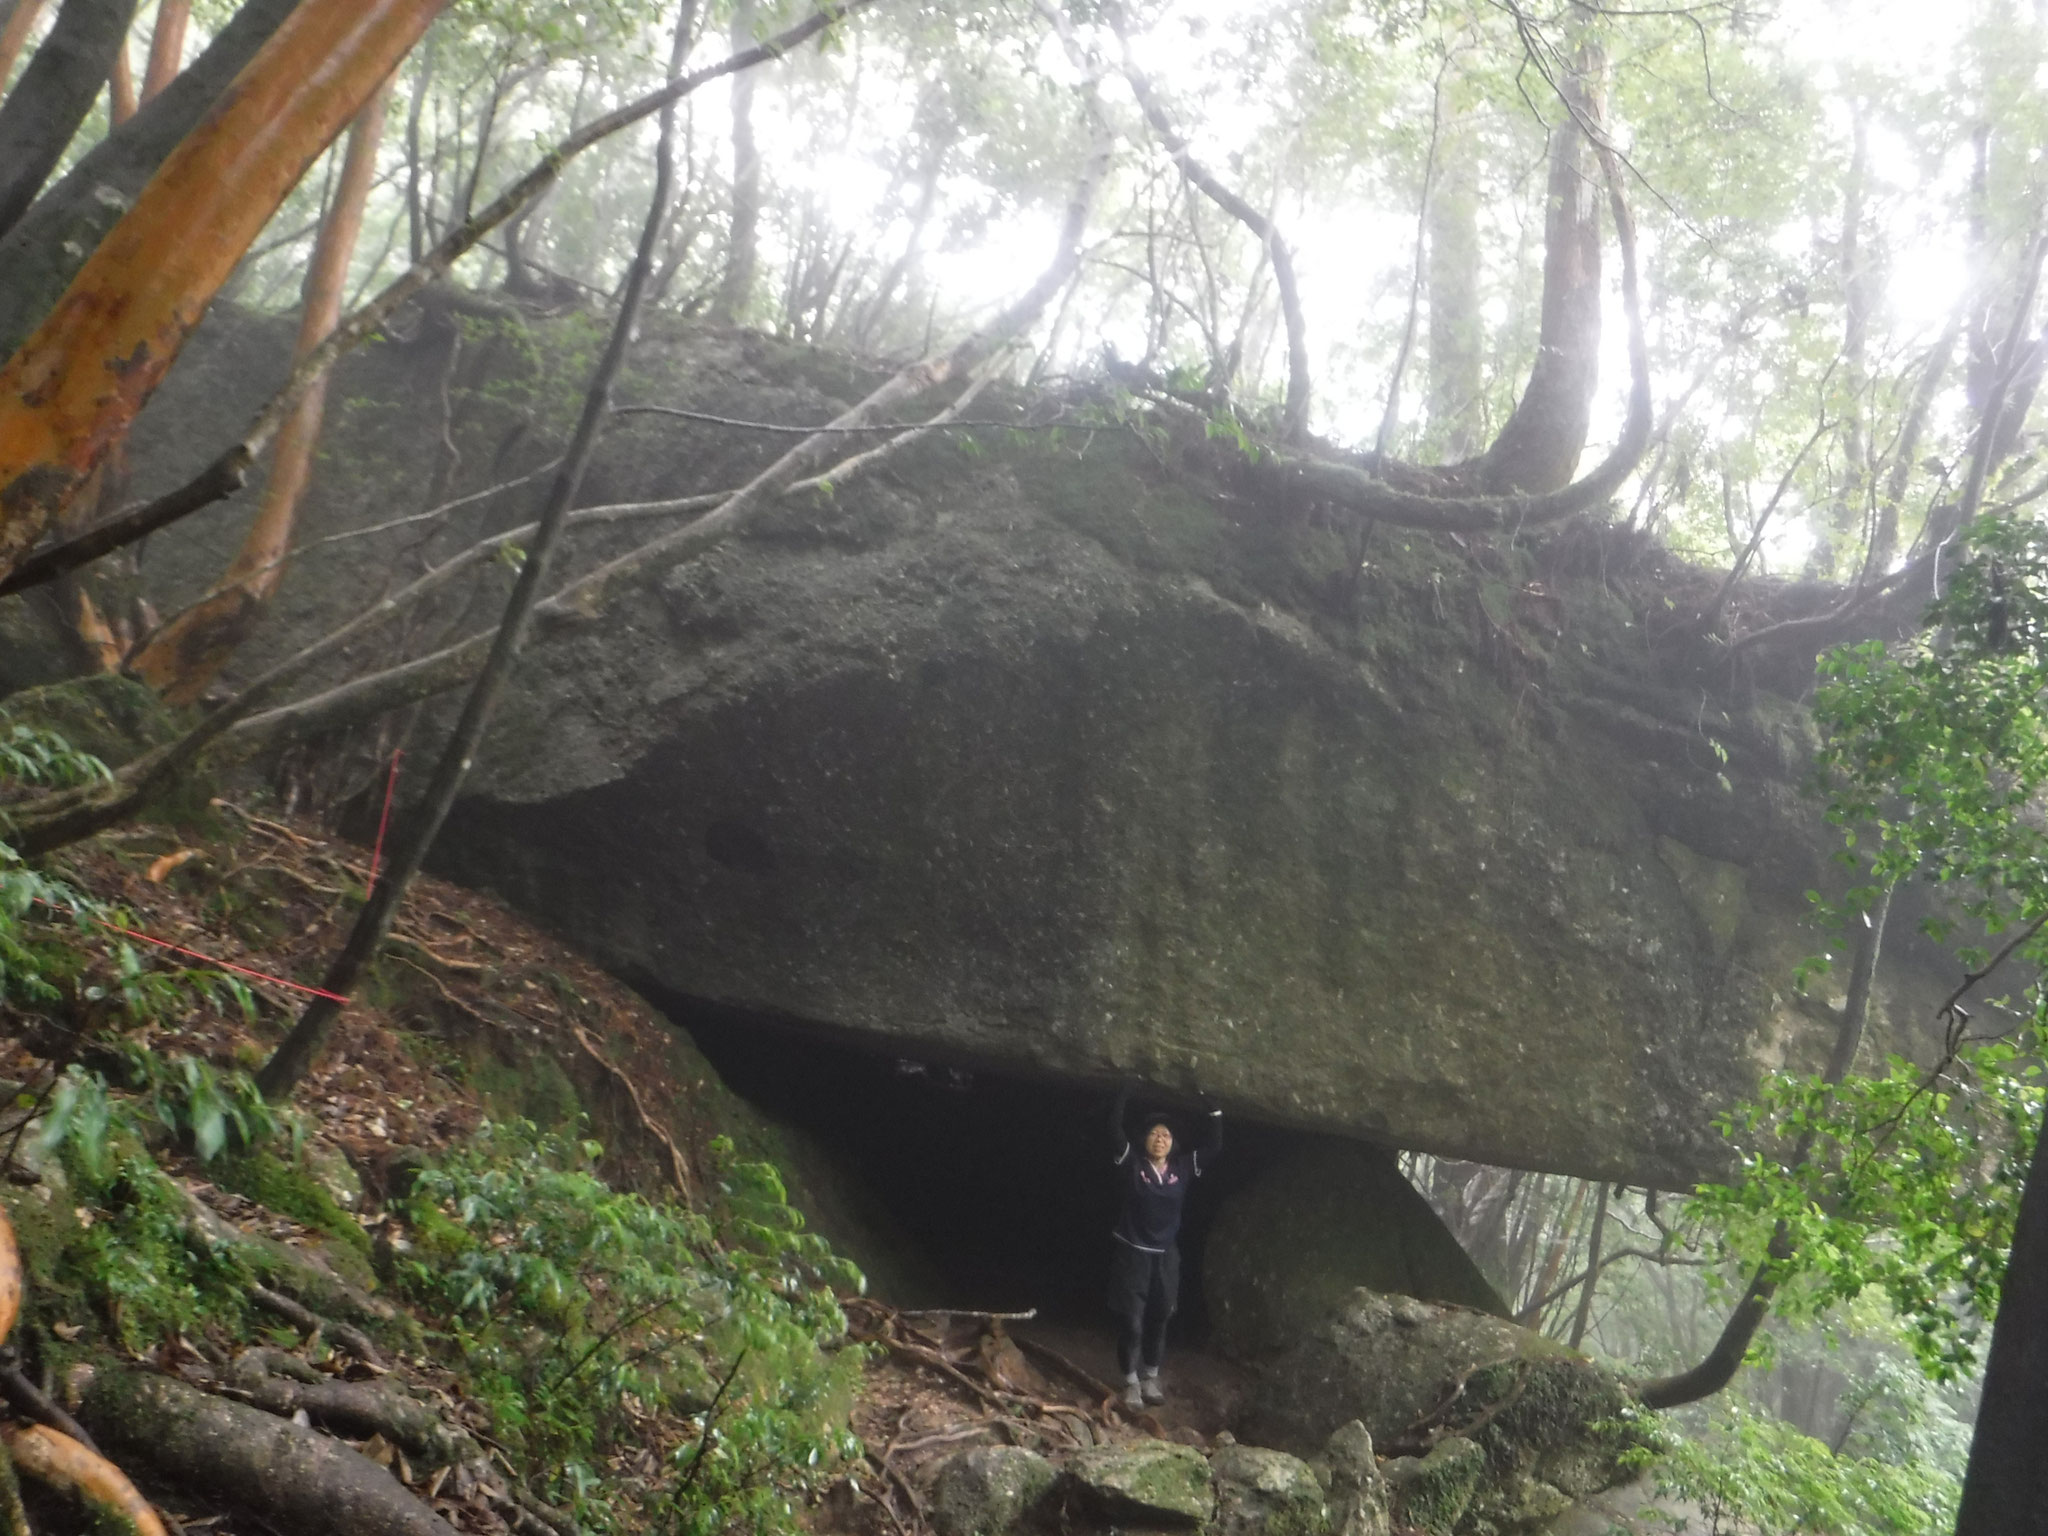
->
<box><xmin>398</xmin><ymin>1122</ymin><xmax>864</xmax><ymax>1535</ymax></box>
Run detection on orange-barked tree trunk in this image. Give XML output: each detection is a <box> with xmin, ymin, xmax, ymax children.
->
<box><xmin>130</xmin><ymin>79</ymin><xmax>391</xmax><ymax>702</ymax></box>
<box><xmin>0</xmin><ymin>0</ymin><xmax>48</xmax><ymax>87</ymax></box>
<box><xmin>0</xmin><ymin>0</ymin><xmax>445</xmax><ymax>581</ymax></box>
<box><xmin>108</xmin><ymin>26</ymin><xmax>134</xmax><ymax>121</ymax></box>
<box><xmin>137</xmin><ymin>0</ymin><xmax>181</xmax><ymax>100</ymax></box>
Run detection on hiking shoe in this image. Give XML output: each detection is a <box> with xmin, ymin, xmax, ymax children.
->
<box><xmin>1122</xmin><ymin>1380</ymin><xmax>1145</xmax><ymax>1411</ymax></box>
<box><xmin>1141</xmin><ymin>1376</ymin><xmax>1165</xmax><ymax>1405</ymax></box>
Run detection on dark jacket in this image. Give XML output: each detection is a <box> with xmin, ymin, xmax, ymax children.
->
<box><xmin>1108</xmin><ymin>1089</ymin><xmax>1221</xmax><ymax>1253</ymax></box>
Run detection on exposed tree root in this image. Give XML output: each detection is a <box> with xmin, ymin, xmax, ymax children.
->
<box><xmin>181</xmin><ymin>1187</ymin><xmax>404</xmax><ymax>1341</ymax></box>
<box><xmin>0</xmin><ymin>1193</ymin><xmax>17</xmax><ymax>1346</ymax></box>
<box><xmin>0</xmin><ymin>1359</ymin><xmax>96</xmax><ymax>1449</ymax></box>
<box><xmin>226</xmin><ymin>1358</ymin><xmax>474</xmax><ymax>1469</ymax></box>
<box><xmin>75</xmin><ymin>1365</ymin><xmax>457</xmax><ymax>1536</ymax></box>
<box><xmin>248</xmin><ymin>1283</ymin><xmax>389</xmax><ymax>1368</ymax></box>
<box><xmin>0</xmin><ymin>1442</ymin><xmax>28</xmax><ymax>1536</ymax></box>
<box><xmin>2</xmin><ymin>1421</ymin><xmax>167</xmax><ymax>1536</ymax></box>
<box><xmin>570</xmin><ymin>1022</ymin><xmax>694</xmax><ymax>1200</ymax></box>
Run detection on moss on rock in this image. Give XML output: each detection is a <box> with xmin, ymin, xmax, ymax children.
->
<box><xmin>1242</xmin><ymin>1289</ymin><xmax>1652</xmax><ymax>1536</ymax></box>
<box><xmin>1066</xmin><ymin>1441</ymin><xmax>1213</xmax><ymax>1526</ymax></box>
<box><xmin>1384</xmin><ymin>1437</ymin><xmax>1485</xmax><ymax>1536</ymax></box>
<box><xmin>930</xmin><ymin>1445</ymin><xmax>1058</xmax><ymax>1536</ymax></box>
<box><xmin>1211</xmin><ymin>1444</ymin><xmax>1329</xmax><ymax>1536</ymax></box>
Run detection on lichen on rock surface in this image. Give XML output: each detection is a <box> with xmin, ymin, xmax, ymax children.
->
<box><xmin>1210</xmin><ymin>1443</ymin><xmax>1330</xmax><ymax>1536</ymax></box>
<box><xmin>1064</xmin><ymin>1440</ymin><xmax>1214</xmax><ymax>1526</ymax></box>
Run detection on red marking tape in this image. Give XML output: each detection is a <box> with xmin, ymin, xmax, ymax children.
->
<box><xmin>367</xmin><ymin>749</ymin><xmax>404</xmax><ymax>897</ymax></box>
<box><xmin>36</xmin><ymin>901</ymin><xmax>351</xmax><ymax>1004</ymax></box>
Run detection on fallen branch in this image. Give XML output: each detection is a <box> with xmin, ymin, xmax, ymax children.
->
<box><xmin>888</xmin><ymin>1422</ymin><xmax>1000</xmax><ymax>1455</ymax></box>
<box><xmin>872</xmin><ymin>1335</ymin><xmax>1012</xmax><ymax>1412</ymax></box>
<box><xmin>255</xmin><ymin>6</ymin><xmax>698</xmax><ymax>1102</ymax></box>
<box><xmin>897</xmin><ymin>1307</ymin><xmax>1039</xmax><ymax>1322</ymax></box>
<box><xmin>211</xmin><ymin>134</ymin><xmax>1098</xmax><ymax>755</ymax></box>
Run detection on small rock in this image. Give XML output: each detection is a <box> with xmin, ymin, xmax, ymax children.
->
<box><xmin>929</xmin><ymin>1445</ymin><xmax>1058</xmax><ymax>1536</ymax></box>
<box><xmin>1066</xmin><ymin>1441</ymin><xmax>1213</xmax><ymax>1526</ymax></box>
<box><xmin>1384</xmin><ymin>1436</ymin><xmax>1486</xmax><ymax>1536</ymax></box>
<box><xmin>1324</xmin><ymin>1421</ymin><xmax>1389</xmax><ymax>1536</ymax></box>
<box><xmin>1211</xmin><ymin>1444</ymin><xmax>1328</xmax><ymax>1536</ymax></box>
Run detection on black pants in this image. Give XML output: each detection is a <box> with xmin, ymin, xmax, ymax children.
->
<box><xmin>1108</xmin><ymin>1240</ymin><xmax>1178</xmax><ymax>1377</ymax></box>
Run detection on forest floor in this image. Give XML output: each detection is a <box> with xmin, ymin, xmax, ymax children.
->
<box><xmin>3</xmin><ymin>790</ymin><xmax>1238</xmax><ymax>1534</ymax></box>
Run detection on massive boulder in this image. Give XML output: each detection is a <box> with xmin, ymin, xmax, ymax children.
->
<box><xmin>18</xmin><ymin>306</ymin><xmax>1962</xmax><ymax>1187</ymax></box>
<box><xmin>422</xmin><ymin>441</ymin><xmax>1952</xmax><ymax>1186</ymax></box>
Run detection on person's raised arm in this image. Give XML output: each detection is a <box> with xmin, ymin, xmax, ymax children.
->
<box><xmin>1109</xmin><ymin>1084</ymin><xmax>1131</xmax><ymax>1164</ymax></box>
<box><xmin>1193</xmin><ymin>1099</ymin><xmax>1222</xmax><ymax>1174</ymax></box>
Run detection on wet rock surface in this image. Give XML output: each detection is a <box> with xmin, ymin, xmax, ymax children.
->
<box><xmin>80</xmin><ymin>312</ymin><xmax>1967</xmax><ymax>1186</ymax></box>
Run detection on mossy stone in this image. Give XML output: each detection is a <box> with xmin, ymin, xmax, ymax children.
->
<box><xmin>1211</xmin><ymin>1444</ymin><xmax>1328</xmax><ymax>1536</ymax></box>
<box><xmin>1385</xmin><ymin>1437</ymin><xmax>1485</xmax><ymax>1535</ymax></box>
<box><xmin>1322</xmin><ymin>1421</ymin><xmax>1390</xmax><ymax>1536</ymax></box>
<box><xmin>1067</xmin><ymin>1441</ymin><xmax>1213</xmax><ymax>1526</ymax></box>
<box><xmin>929</xmin><ymin>1445</ymin><xmax>1058</xmax><ymax>1536</ymax></box>
<box><xmin>213</xmin><ymin>1150</ymin><xmax>373</xmax><ymax>1270</ymax></box>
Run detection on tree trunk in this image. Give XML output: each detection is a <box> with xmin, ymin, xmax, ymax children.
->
<box><xmin>1810</xmin><ymin>106</ymin><xmax>1871</xmax><ymax>578</ymax></box>
<box><xmin>138</xmin><ymin>0</ymin><xmax>183</xmax><ymax>100</ymax></box>
<box><xmin>708</xmin><ymin>0</ymin><xmax>759</xmax><ymax>325</ymax></box>
<box><xmin>106</xmin><ymin>25</ymin><xmax>131</xmax><ymax>120</ymax></box>
<box><xmin>1518</xmin><ymin>1179</ymin><xmax>1589</xmax><ymax>1325</ymax></box>
<box><xmin>0</xmin><ymin>0</ymin><xmax>302</xmax><ymax>360</ymax></box>
<box><xmin>1425</xmin><ymin>92</ymin><xmax>1483</xmax><ymax>461</ymax></box>
<box><xmin>1479</xmin><ymin>46</ymin><xmax>1605</xmax><ymax>495</ymax></box>
<box><xmin>1639</xmin><ymin>887</ymin><xmax>1892</xmax><ymax>1409</ymax></box>
<box><xmin>1567</xmin><ymin>1182</ymin><xmax>1609</xmax><ymax>1349</ymax></box>
<box><xmin>0</xmin><ymin>0</ymin><xmax>445</xmax><ymax>579</ymax></box>
<box><xmin>401</xmin><ymin>25</ymin><xmax>435</xmax><ymax>262</ymax></box>
<box><xmin>0</xmin><ymin>0</ymin><xmax>140</xmax><ymax>241</ymax></box>
<box><xmin>0</xmin><ymin>0</ymin><xmax>48</xmax><ymax>88</ymax></box>
<box><xmin>1953</xmin><ymin>1106</ymin><xmax>2048</xmax><ymax>1536</ymax></box>
<box><xmin>128</xmin><ymin>78</ymin><xmax>392</xmax><ymax>703</ymax></box>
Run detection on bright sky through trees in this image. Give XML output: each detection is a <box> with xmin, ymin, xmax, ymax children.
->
<box><xmin>7</xmin><ymin>0</ymin><xmax>2037</xmax><ymax>583</ymax></box>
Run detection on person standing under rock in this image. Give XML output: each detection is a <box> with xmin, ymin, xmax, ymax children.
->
<box><xmin>1107</xmin><ymin>1085</ymin><xmax>1222</xmax><ymax>1410</ymax></box>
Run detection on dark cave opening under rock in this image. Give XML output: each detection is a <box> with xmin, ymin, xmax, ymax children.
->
<box><xmin>656</xmin><ymin>992</ymin><xmax>1321</xmax><ymax>1344</ymax></box>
